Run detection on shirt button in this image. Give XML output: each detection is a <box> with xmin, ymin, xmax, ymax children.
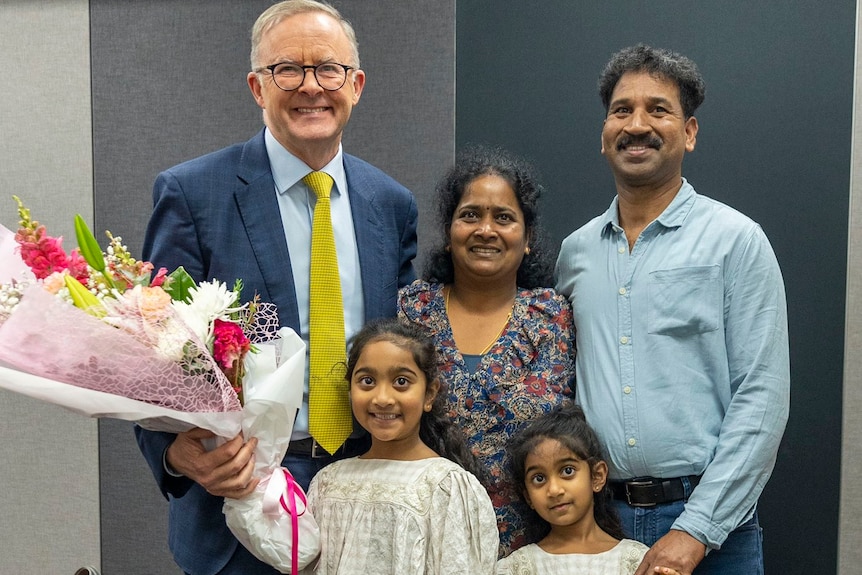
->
<box><xmin>618</xmin><ymin>287</ymin><xmax>627</xmax><ymax>295</ymax></box>
<box><xmin>623</xmin><ymin>386</ymin><xmax>632</xmax><ymax>394</ymax></box>
<box><xmin>628</xmin><ymin>438</ymin><xmax>637</xmax><ymax>446</ymax></box>
<box><xmin>620</xmin><ymin>336</ymin><xmax>629</xmax><ymax>344</ymax></box>
<box><xmin>618</xmin><ymin>246</ymin><xmax>625</xmax><ymax>254</ymax></box>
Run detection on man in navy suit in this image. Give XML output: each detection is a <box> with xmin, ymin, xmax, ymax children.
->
<box><xmin>135</xmin><ymin>2</ymin><xmax>418</xmax><ymax>573</ymax></box>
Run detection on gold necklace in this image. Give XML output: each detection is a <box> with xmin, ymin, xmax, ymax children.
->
<box><xmin>445</xmin><ymin>287</ymin><xmax>513</xmax><ymax>355</ymax></box>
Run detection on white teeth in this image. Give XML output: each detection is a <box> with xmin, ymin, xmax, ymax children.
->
<box><xmin>373</xmin><ymin>413</ymin><xmax>398</xmax><ymax>420</ymax></box>
<box><xmin>472</xmin><ymin>247</ymin><xmax>499</xmax><ymax>253</ymax></box>
<box><xmin>298</xmin><ymin>107</ymin><xmax>327</xmax><ymax>113</ymax></box>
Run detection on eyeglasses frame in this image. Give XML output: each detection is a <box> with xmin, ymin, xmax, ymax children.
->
<box><xmin>256</xmin><ymin>62</ymin><xmax>355</xmax><ymax>92</ymax></box>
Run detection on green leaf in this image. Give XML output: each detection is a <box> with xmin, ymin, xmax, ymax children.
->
<box><xmin>164</xmin><ymin>266</ymin><xmax>196</xmax><ymax>302</ymax></box>
<box><xmin>74</xmin><ymin>214</ymin><xmax>118</xmax><ymax>291</ymax></box>
<box><xmin>64</xmin><ymin>275</ymin><xmax>106</xmax><ymax>317</ymax></box>
<box><xmin>74</xmin><ymin>214</ymin><xmax>106</xmax><ymax>272</ymax></box>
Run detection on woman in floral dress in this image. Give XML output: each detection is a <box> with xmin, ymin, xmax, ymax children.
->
<box><xmin>398</xmin><ymin>145</ymin><xmax>575</xmax><ymax>556</ymax></box>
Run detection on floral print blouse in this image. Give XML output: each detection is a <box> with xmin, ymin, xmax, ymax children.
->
<box><xmin>398</xmin><ymin>280</ymin><xmax>576</xmax><ymax>556</ymax></box>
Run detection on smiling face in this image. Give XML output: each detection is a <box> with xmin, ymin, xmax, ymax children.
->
<box><xmin>523</xmin><ymin>438</ymin><xmax>608</xmax><ymax>533</ymax></box>
<box><xmin>601</xmin><ymin>71</ymin><xmax>698</xmax><ymax>192</ymax></box>
<box><xmin>350</xmin><ymin>339</ymin><xmax>438</xmax><ymax>457</ymax></box>
<box><xmin>448</xmin><ymin>174</ymin><xmax>529</xmax><ymax>287</ymax></box>
<box><xmin>247</xmin><ymin>10</ymin><xmax>365</xmax><ymax>169</ymax></box>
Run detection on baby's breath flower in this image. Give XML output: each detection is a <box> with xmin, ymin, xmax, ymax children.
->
<box><xmin>0</xmin><ymin>281</ymin><xmax>27</xmax><ymax>323</ymax></box>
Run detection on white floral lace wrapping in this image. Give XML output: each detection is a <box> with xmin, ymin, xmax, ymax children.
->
<box><xmin>0</xmin><ymin>284</ymin><xmax>242</xmax><ymax>413</ymax></box>
<box><xmin>223</xmin><ymin>330</ymin><xmax>315</xmax><ymax>574</ymax></box>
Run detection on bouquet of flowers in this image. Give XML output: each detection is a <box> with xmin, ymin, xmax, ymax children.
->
<box><xmin>0</xmin><ymin>198</ymin><xmax>317</xmax><ymax>573</ymax></box>
<box><xmin>0</xmin><ymin>196</ymin><xmax>276</xmax><ymax>430</ymax></box>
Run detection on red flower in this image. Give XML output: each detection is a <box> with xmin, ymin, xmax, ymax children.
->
<box><xmin>212</xmin><ymin>319</ymin><xmax>251</xmax><ymax>371</ymax></box>
<box><xmin>212</xmin><ymin>319</ymin><xmax>252</xmax><ymax>401</ymax></box>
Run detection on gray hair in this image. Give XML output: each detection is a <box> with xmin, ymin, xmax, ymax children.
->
<box><xmin>598</xmin><ymin>44</ymin><xmax>705</xmax><ymax>119</ymax></box>
<box><xmin>250</xmin><ymin>0</ymin><xmax>360</xmax><ymax>70</ymax></box>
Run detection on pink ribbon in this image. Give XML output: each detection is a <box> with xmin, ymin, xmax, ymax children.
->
<box><xmin>263</xmin><ymin>468</ymin><xmax>307</xmax><ymax>574</ymax></box>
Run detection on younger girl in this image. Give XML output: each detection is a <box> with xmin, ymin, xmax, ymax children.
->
<box><xmin>304</xmin><ymin>318</ymin><xmax>499</xmax><ymax>574</ymax></box>
<box><xmin>496</xmin><ymin>405</ymin><xmax>681</xmax><ymax>575</ymax></box>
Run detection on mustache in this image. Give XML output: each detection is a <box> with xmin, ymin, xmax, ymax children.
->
<box><xmin>617</xmin><ymin>134</ymin><xmax>663</xmax><ymax>150</ymax></box>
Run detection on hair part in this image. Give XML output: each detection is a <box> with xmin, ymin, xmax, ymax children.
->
<box><xmin>423</xmin><ymin>144</ymin><xmax>555</xmax><ymax>288</ymax></box>
<box><xmin>345</xmin><ymin>318</ymin><xmax>486</xmax><ymax>479</ymax></box>
<box><xmin>599</xmin><ymin>44</ymin><xmax>705</xmax><ymax>119</ymax></box>
<box><xmin>506</xmin><ymin>404</ymin><xmax>625</xmax><ymax>542</ymax></box>
<box><xmin>250</xmin><ymin>0</ymin><xmax>360</xmax><ymax>70</ymax></box>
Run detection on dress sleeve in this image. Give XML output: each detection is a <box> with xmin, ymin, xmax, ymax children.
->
<box><xmin>427</xmin><ymin>468</ymin><xmax>500</xmax><ymax>575</ymax></box>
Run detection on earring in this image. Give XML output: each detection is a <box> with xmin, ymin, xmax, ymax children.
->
<box><xmin>524</xmin><ymin>246</ymin><xmax>531</xmax><ymax>255</ymax></box>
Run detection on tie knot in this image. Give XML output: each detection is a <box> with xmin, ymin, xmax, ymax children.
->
<box><xmin>303</xmin><ymin>171</ymin><xmax>334</xmax><ymax>200</ymax></box>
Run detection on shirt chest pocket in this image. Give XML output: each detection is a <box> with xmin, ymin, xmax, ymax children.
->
<box><xmin>648</xmin><ymin>265</ymin><xmax>721</xmax><ymax>336</ymax></box>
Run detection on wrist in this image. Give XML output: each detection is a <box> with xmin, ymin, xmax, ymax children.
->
<box><xmin>163</xmin><ymin>446</ymin><xmax>184</xmax><ymax>478</ymax></box>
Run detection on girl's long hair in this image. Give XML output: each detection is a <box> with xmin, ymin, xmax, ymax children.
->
<box><xmin>506</xmin><ymin>404</ymin><xmax>625</xmax><ymax>542</ymax></box>
<box><xmin>345</xmin><ymin>318</ymin><xmax>486</xmax><ymax>480</ymax></box>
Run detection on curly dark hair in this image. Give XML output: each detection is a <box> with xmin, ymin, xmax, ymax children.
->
<box><xmin>345</xmin><ymin>318</ymin><xmax>486</xmax><ymax>480</ymax></box>
<box><xmin>506</xmin><ymin>404</ymin><xmax>624</xmax><ymax>543</ymax></box>
<box><xmin>599</xmin><ymin>44</ymin><xmax>705</xmax><ymax>119</ymax></box>
<box><xmin>423</xmin><ymin>144</ymin><xmax>555</xmax><ymax>289</ymax></box>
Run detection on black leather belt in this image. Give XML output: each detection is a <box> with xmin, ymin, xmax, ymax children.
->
<box><xmin>288</xmin><ymin>436</ymin><xmax>368</xmax><ymax>459</ymax></box>
<box><xmin>610</xmin><ymin>475</ymin><xmax>701</xmax><ymax>507</ymax></box>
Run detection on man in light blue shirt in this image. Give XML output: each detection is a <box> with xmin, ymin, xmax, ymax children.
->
<box><xmin>555</xmin><ymin>44</ymin><xmax>789</xmax><ymax>575</ymax></box>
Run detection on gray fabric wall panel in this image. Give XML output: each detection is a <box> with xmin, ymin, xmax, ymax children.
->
<box><xmin>839</xmin><ymin>7</ymin><xmax>862</xmax><ymax>572</ymax></box>
<box><xmin>0</xmin><ymin>1</ymin><xmax>100</xmax><ymax>574</ymax></box>
<box><xmin>89</xmin><ymin>1</ymin><xmax>454</xmax><ymax>572</ymax></box>
<box><xmin>342</xmin><ymin>0</ymin><xmax>456</xmax><ymax>267</ymax></box>
<box><xmin>90</xmin><ymin>3</ymin><xmax>270</xmax><ymax>571</ymax></box>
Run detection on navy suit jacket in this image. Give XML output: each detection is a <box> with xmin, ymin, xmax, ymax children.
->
<box><xmin>135</xmin><ymin>130</ymin><xmax>418</xmax><ymax>575</ymax></box>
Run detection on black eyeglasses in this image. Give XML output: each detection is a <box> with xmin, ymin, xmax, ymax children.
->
<box><xmin>257</xmin><ymin>62</ymin><xmax>354</xmax><ymax>91</ymax></box>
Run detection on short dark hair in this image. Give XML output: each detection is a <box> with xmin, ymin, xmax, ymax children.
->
<box><xmin>599</xmin><ymin>44</ymin><xmax>705</xmax><ymax>119</ymax></box>
<box><xmin>423</xmin><ymin>145</ymin><xmax>554</xmax><ymax>288</ymax></box>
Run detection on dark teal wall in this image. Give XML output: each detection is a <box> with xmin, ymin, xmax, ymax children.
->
<box><xmin>457</xmin><ymin>2</ymin><xmax>853</xmax><ymax>572</ymax></box>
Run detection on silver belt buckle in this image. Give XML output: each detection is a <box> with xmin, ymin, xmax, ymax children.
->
<box><xmin>625</xmin><ymin>479</ymin><xmax>658</xmax><ymax>507</ymax></box>
<box><xmin>310</xmin><ymin>440</ymin><xmax>326</xmax><ymax>458</ymax></box>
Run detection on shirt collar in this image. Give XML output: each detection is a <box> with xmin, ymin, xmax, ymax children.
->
<box><xmin>601</xmin><ymin>177</ymin><xmax>696</xmax><ymax>236</ymax></box>
<box><xmin>264</xmin><ymin>128</ymin><xmax>347</xmax><ymax>197</ymax></box>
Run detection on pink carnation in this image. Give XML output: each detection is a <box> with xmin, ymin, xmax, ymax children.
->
<box><xmin>212</xmin><ymin>319</ymin><xmax>251</xmax><ymax>371</ymax></box>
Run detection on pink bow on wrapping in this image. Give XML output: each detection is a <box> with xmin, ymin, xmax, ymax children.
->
<box><xmin>263</xmin><ymin>468</ymin><xmax>308</xmax><ymax>574</ymax></box>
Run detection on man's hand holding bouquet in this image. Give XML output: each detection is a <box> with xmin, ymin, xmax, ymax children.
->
<box><xmin>0</xmin><ymin>198</ymin><xmax>318</xmax><ymax>573</ymax></box>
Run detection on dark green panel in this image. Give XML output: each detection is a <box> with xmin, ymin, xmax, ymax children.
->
<box><xmin>457</xmin><ymin>1</ymin><xmax>853</xmax><ymax>572</ymax></box>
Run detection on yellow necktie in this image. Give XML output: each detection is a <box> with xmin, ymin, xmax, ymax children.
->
<box><xmin>304</xmin><ymin>171</ymin><xmax>352</xmax><ymax>454</ymax></box>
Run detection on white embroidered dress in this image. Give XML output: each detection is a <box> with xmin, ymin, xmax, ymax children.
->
<box><xmin>303</xmin><ymin>457</ymin><xmax>499</xmax><ymax>575</ymax></box>
<box><xmin>495</xmin><ymin>539</ymin><xmax>648</xmax><ymax>575</ymax></box>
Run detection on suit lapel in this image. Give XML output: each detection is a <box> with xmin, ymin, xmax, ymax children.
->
<box><xmin>234</xmin><ymin>132</ymin><xmax>301</xmax><ymax>331</ymax></box>
<box><xmin>344</xmin><ymin>155</ymin><xmax>383</xmax><ymax>321</ymax></box>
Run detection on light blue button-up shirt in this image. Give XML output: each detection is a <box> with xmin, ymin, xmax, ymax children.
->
<box><xmin>555</xmin><ymin>179</ymin><xmax>790</xmax><ymax>549</ymax></box>
<box><xmin>265</xmin><ymin>128</ymin><xmax>364</xmax><ymax>438</ymax></box>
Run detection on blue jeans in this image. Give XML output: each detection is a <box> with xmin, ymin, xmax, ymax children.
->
<box><xmin>612</xmin><ymin>481</ymin><xmax>764</xmax><ymax>575</ymax></box>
